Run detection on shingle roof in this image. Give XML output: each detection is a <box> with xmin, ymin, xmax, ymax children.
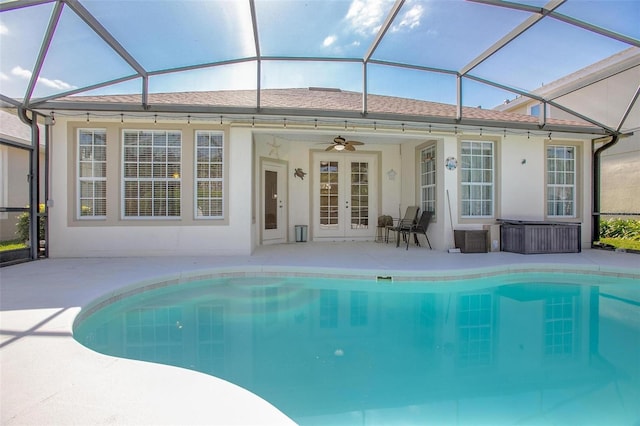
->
<box><xmin>58</xmin><ymin>88</ymin><xmax>594</xmax><ymax>129</ymax></box>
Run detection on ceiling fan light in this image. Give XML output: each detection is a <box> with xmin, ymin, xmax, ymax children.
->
<box><xmin>334</xmin><ymin>144</ymin><xmax>345</xmax><ymax>151</ymax></box>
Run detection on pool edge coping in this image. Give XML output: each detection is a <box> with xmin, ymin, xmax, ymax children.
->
<box><xmin>73</xmin><ymin>262</ymin><xmax>639</xmax><ymax>328</ymax></box>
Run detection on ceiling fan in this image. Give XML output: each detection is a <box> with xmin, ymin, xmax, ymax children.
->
<box><xmin>325</xmin><ymin>136</ymin><xmax>364</xmax><ymax>151</ymax></box>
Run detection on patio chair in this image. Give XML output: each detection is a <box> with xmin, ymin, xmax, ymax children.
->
<box><xmin>401</xmin><ymin>210</ymin><xmax>433</xmax><ymax>250</ymax></box>
<box><xmin>388</xmin><ymin>206</ymin><xmax>420</xmax><ymax>246</ymax></box>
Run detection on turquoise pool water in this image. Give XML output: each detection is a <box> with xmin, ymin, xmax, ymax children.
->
<box><xmin>74</xmin><ymin>272</ymin><xmax>639</xmax><ymax>425</ymax></box>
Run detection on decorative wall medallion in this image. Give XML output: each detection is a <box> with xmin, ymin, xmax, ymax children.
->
<box><xmin>445</xmin><ymin>156</ymin><xmax>457</xmax><ymax>170</ymax></box>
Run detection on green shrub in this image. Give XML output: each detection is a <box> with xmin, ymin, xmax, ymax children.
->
<box><xmin>599</xmin><ymin>218</ymin><xmax>640</xmax><ymax>240</ymax></box>
<box><xmin>15</xmin><ymin>204</ymin><xmax>46</xmax><ymax>243</ymax></box>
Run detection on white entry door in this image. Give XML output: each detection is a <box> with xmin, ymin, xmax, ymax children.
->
<box><xmin>312</xmin><ymin>152</ymin><xmax>377</xmax><ymax>241</ymax></box>
<box><xmin>261</xmin><ymin>160</ymin><xmax>287</xmax><ymax>245</ymax></box>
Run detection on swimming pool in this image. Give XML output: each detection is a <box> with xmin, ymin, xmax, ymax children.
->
<box><xmin>74</xmin><ymin>271</ymin><xmax>639</xmax><ymax>425</ymax></box>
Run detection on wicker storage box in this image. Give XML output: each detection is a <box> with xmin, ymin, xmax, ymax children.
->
<box><xmin>454</xmin><ymin>230</ymin><xmax>488</xmax><ymax>253</ymax></box>
<box><xmin>500</xmin><ymin>220</ymin><xmax>581</xmax><ymax>254</ymax></box>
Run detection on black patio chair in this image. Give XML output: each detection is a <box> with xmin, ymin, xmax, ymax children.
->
<box><xmin>401</xmin><ymin>210</ymin><xmax>433</xmax><ymax>250</ymax></box>
<box><xmin>389</xmin><ymin>206</ymin><xmax>420</xmax><ymax>247</ymax></box>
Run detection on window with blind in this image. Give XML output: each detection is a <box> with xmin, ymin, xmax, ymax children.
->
<box><xmin>419</xmin><ymin>144</ymin><xmax>436</xmax><ymax>216</ymax></box>
<box><xmin>547</xmin><ymin>145</ymin><xmax>576</xmax><ymax>217</ymax></box>
<box><xmin>78</xmin><ymin>129</ymin><xmax>107</xmax><ymax>219</ymax></box>
<box><xmin>122</xmin><ymin>130</ymin><xmax>181</xmax><ymax>218</ymax></box>
<box><xmin>460</xmin><ymin>140</ymin><xmax>494</xmax><ymax>218</ymax></box>
<box><xmin>195</xmin><ymin>131</ymin><xmax>224</xmax><ymax>219</ymax></box>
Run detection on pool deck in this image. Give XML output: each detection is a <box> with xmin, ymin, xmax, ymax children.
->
<box><xmin>1</xmin><ymin>243</ymin><xmax>638</xmax><ymax>425</ymax></box>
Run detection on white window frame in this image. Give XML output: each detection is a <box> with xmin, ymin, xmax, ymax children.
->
<box><xmin>460</xmin><ymin>140</ymin><xmax>494</xmax><ymax>218</ymax></box>
<box><xmin>122</xmin><ymin>130</ymin><xmax>182</xmax><ymax>219</ymax></box>
<box><xmin>544</xmin><ymin>295</ymin><xmax>576</xmax><ymax>358</ymax></box>
<box><xmin>194</xmin><ymin>130</ymin><xmax>224</xmax><ymax>219</ymax></box>
<box><xmin>529</xmin><ymin>103</ymin><xmax>551</xmax><ymax>119</ymax></box>
<box><xmin>77</xmin><ymin>128</ymin><xmax>107</xmax><ymax>219</ymax></box>
<box><xmin>419</xmin><ymin>144</ymin><xmax>436</xmax><ymax>216</ymax></box>
<box><xmin>546</xmin><ymin>144</ymin><xmax>577</xmax><ymax>218</ymax></box>
<box><xmin>457</xmin><ymin>293</ymin><xmax>494</xmax><ymax>367</ymax></box>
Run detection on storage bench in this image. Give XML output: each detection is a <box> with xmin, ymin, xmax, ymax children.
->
<box><xmin>499</xmin><ymin>220</ymin><xmax>581</xmax><ymax>254</ymax></box>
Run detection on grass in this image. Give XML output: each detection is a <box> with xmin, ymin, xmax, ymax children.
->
<box><xmin>597</xmin><ymin>237</ymin><xmax>640</xmax><ymax>251</ymax></box>
<box><xmin>0</xmin><ymin>239</ymin><xmax>27</xmax><ymax>252</ymax></box>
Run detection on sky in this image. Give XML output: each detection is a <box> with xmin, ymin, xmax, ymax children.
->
<box><xmin>0</xmin><ymin>0</ymin><xmax>638</xmax><ymax>109</ymax></box>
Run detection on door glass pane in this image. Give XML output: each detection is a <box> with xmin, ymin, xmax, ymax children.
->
<box><xmin>264</xmin><ymin>170</ymin><xmax>277</xmax><ymax>230</ymax></box>
<box><xmin>350</xmin><ymin>162</ymin><xmax>369</xmax><ymax>229</ymax></box>
<box><xmin>320</xmin><ymin>161</ymin><xmax>339</xmax><ymax>228</ymax></box>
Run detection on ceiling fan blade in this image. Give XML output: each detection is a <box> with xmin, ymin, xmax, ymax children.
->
<box><xmin>344</xmin><ymin>144</ymin><xmax>356</xmax><ymax>151</ymax></box>
<box><xmin>346</xmin><ymin>140</ymin><xmax>364</xmax><ymax>145</ymax></box>
<box><xmin>325</xmin><ymin>145</ymin><xmax>336</xmax><ymax>151</ymax></box>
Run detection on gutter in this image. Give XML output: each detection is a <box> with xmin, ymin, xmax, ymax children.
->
<box><xmin>17</xmin><ymin>107</ymin><xmax>40</xmax><ymax>260</ymax></box>
<box><xmin>591</xmin><ymin>133</ymin><xmax>620</xmax><ymax>246</ymax></box>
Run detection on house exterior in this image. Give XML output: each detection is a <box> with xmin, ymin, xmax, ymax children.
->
<box><xmin>38</xmin><ymin>88</ymin><xmax>605</xmax><ymax>257</ymax></box>
<box><xmin>494</xmin><ymin>47</ymin><xmax>640</xmax><ymax>219</ymax></box>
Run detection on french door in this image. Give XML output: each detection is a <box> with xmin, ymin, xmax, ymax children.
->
<box><xmin>261</xmin><ymin>160</ymin><xmax>287</xmax><ymax>245</ymax></box>
<box><xmin>312</xmin><ymin>152</ymin><xmax>377</xmax><ymax>241</ymax></box>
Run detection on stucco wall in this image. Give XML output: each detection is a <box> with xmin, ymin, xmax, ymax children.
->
<box><xmin>46</xmin><ymin>118</ymin><xmax>596</xmax><ymax>257</ymax></box>
<box><xmin>48</xmin><ymin>119</ymin><xmax>254</xmax><ymax>257</ymax></box>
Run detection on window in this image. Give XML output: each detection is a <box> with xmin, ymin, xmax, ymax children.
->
<box><xmin>78</xmin><ymin>129</ymin><xmax>107</xmax><ymax>218</ymax></box>
<box><xmin>529</xmin><ymin>103</ymin><xmax>549</xmax><ymax>118</ymax></box>
<box><xmin>460</xmin><ymin>140</ymin><xmax>494</xmax><ymax>218</ymax></box>
<box><xmin>350</xmin><ymin>162</ymin><xmax>369</xmax><ymax>229</ymax></box>
<box><xmin>125</xmin><ymin>306</ymin><xmax>183</xmax><ymax>364</ymax></box>
<box><xmin>419</xmin><ymin>145</ymin><xmax>436</xmax><ymax>215</ymax></box>
<box><xmin>458</xmin><ymin>293</ymin><xmax>493</xmax><ymax>367</ymax></box>
<box><xmin>319</xmin><ymin>289</ymin><xmax>338</xmax><ymax>328</ymax></box>
<box><xmin>195</xmin><ymin>131</ymin><xmax>224</xmax><ymax>218</ymax></box>
<box><xmin>530</xmin><ymin>104</ymin><xmax>540</xmax><ymax>117</ymax></box>
<box><xmin>350</xmin><ymin>291</ymin><xmax>368</xmax><ymax>327</ymax></box>
<box><xmin>197</xmin><ymin>305</ymin><xmax>225</xmax><ymax>373</ymax></box>
<box><xmin>547</xmin><ymin>145</ymin><xmax>576</xmax><ymax>217</ymax></box>
<box><xmin>122</xmin><ymin>130</ymin><xmax>181</xmax><ymax>218</ymax></box>
<box><xmin>544</xmin><ymin>295</ymin><xmax>576</xmax><ymax>358</ymax></box>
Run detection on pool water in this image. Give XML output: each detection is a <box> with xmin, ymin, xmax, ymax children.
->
<box><xmin>74</xmin><ymin>273</ymin><xmax>640</xmax><ymax>425</ymax></box>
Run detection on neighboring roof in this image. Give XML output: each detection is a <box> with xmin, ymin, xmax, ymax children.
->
<box><xmin>0</xmin><ymin>110</ymin><xmax>30</xmax><ymax>145</ymax></box>
<box><xmin>47</xmin><ymin>88</ymin><xmax>598</xmax><ymax>134</ymax></box>
<box><xmin>493</xmin><ymin>47</ymin><xmax>640</xmax><ymax>134</ymax></box>
<box><xmin>496</xmin><ymin>47</ymin><xmax>640</xmax><ymax>109</ymax></box>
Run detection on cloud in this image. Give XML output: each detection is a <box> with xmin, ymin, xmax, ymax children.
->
<box><xmin>393</xmin><ymin>4</ymin><xmax>424</xmax><ymax>31</ymax></box>
<box><xmin>0</xmin><ymin>72</ymin><xmax>8</xmax><ymax>81</ymax></box>
<box><xmin>11</xmin><ymin>66</ymin><xmax>76</xmax><ymax>91</ymax></box>
<box><xmin>11</xmin><ymin>66</ymin><xmax>31</xmax><ymax>79</ymax></box>
<box><xmin>323</xmin><ymin>35</ymin><xmax>337</xmax><ymax>47</ymax></box>
<box><xmin>0</xmin><ymin>23</ymin><xmax>8</xmax><ymax>35</ymax></box>
<box><xmin>346</xmin><ymin>0</ymin><xmax>387</xmax><ymax>35</ymax></box>
<box><xmin>345</xmin><ymin>0</ymin><xmax>424</xmax><ymax>37</ymax></box>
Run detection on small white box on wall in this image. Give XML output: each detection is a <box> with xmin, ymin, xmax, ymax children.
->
<box><xmin>483</xmin><ymin>224</ymin><xmax>501</xmax><ymax>252</ymax></box>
